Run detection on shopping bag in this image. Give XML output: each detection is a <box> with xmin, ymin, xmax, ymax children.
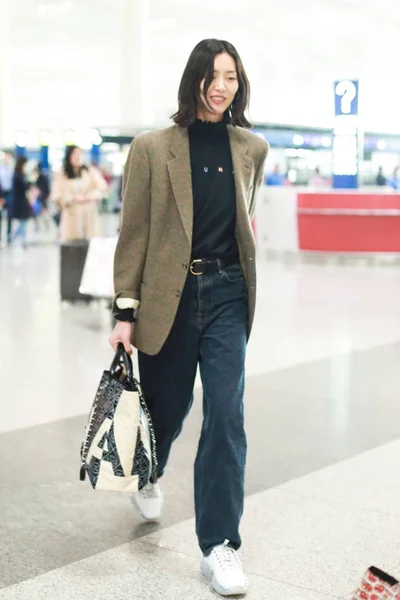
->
<box><xmin>79</xmin><ymin>236</ymin><xmax>117</xmax><ymax>298</ymax></box>
<box><xmin>352</xmin><ymin>566</ymin><xmax>400</xmax><ymax>600</ymax></box>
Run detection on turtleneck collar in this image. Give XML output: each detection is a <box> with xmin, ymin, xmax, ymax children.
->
<box><xmin>191</xmin><ymin>118</ymin><xmax>226</xmax><ymax>128</ymax></box>
<box><xmin>189</xmin><ymin>113</ymin><xmax>230</xmax><ymax>139</ymax></box>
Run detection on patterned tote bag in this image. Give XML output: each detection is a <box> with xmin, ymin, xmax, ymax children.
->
<box><xmin>352</xmin><ymin>567</ymin><xmax>400</xmax><ymax>600</ymax></box>
<box><xmin>80</xmin><ymin>344</ymin><xmax>157</xmax><ymax>492</ymax></box>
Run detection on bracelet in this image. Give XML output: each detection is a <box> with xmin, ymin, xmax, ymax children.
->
<box><xmin>114</xmin><ymin>308</ymin><xmax>137</xmax><ymax>323</ymax></box>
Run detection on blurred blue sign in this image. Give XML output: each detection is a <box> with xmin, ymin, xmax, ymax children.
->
<box><xmin>334</xmin><ymin>80</ymin><xmax>359</xmax><ymax>116</ymax></box>
<box><xmin>333</xmin><ymin>80</ymin><xmax>360</xmax><ymax>188</ymax></box>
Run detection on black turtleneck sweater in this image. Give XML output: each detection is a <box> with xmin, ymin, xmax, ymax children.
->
<box><xmin>188</xmin><ymin>119</ymin><xmax>239</xmax><ymax>260</ymax></box>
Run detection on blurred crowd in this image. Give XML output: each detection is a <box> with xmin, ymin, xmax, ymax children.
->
<box><xmin>3</xmin><ymin>148</ymin><xmax>400</xmax><ymax>250</ymax></box>
<box><xmin>0</xmin><ymin>147</ymin><xmax>119</xmax><ymax>249</ymax></box>
<box><xmin>375</xmin><ymin>165</ymin><xmax>400</xmax><ymax>189</ymax></box>
<box><xmin>264</xmin><ymin>164</ymin><xmax>400</xmax><ymax>189</ymax></box>
<box><xmin>264</xmin><ymin>164</ymin><xmax>332</xmax><ymax>187</ymax></box>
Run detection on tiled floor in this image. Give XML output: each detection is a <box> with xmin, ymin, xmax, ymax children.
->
<box><xmin>1</xmin><ymin>235</ymin><xmax>400</xmax><ymax>599</ymax></box>
<box><xmin>2</xmin><ymin>444</ymin><xmax>400</xmax><ymax>599</ymax></box>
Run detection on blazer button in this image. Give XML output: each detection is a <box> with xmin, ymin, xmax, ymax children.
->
<box><xmin>175</xmin><ymin>290</ymin><xmax>181</xmax><ymax>298</ymax></box>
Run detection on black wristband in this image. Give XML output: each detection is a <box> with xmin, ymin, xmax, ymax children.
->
<box><xmin>114</xmin><ymin>308</ymin><xmax>137</xmax><ymax>323</ymax></box>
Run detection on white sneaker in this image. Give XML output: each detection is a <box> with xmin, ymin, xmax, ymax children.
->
<box><xmin>131</xmin><ymin>482</ymin><xmax>163</xmax><ymax>521</ymax></box>
<box><xmin>201</xmin><ymin>540</ymin><xmax>249</xmax><ymax>596</ymax></box>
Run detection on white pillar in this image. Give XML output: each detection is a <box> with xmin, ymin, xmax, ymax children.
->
<box><xmin>120</xmin><ymin>0</ymin><xmax>153</xmax><ymax>129</ymax></box>
<box><xmin>0</xmin><ymin>0</ymin><xmax>13</xmax><ymax>147</ymax></box>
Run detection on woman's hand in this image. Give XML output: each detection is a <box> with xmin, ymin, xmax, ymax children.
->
<box><xmin>84</xmin><ymin>192</ymin><xmax>98</xmax><ymax>202</ymax></box>
<box><xmin>75</xmin><ymin>194</ymin><xmax>90</xmax><ymax>204</ymax></box>
<box><xmin>109</xmin><ymin>321</ymin><xmax>133</xmax><ymax>355</ymax></box>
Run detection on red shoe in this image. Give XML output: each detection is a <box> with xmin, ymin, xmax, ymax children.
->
<box><xmin>352</xmin><ymin>567</ymin><xmax>400</xmax><ymax>600</ymax></box>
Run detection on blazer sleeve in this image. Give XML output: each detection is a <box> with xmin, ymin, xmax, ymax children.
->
<box><xmin>113</xmin><ymin>135</ymin><xmax>151</xmax><ymax>311</ymax></box>
<box><xmin>249</xmin><ymin>141</ymin><xmax>269</xmax><ymax>221</ymax></box>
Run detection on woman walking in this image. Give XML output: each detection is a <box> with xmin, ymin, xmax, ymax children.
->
<box><xmin>10</xmin><ymin>156</ymin><xmax>32</xmax><ymax>248</ymax></box>
<box><xmin>52</xmin><ymin>146</ymin><xmax>107</xmax><ymax>243</ymax></box>
<box><xmin>109</xmin><ymin>39</ymin><xmax>268</xmax><ymax>596</ymax></box>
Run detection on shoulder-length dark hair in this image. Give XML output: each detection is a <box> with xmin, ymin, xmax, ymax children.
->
<box><xmin>172</xmin><ymin>39</ymin><xmax>251</xmax><ymax>129</ymax></box>
<box><xmin>14</xmin><ymin>156</ymin><xmax>27</xmax><ymax>174</ymax></box>
<box><xmin>63</xmin><ymin>145</ymin><xmax>87</xmax><ymax>179</ymax></box>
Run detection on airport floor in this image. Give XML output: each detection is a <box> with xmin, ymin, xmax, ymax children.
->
<box><xmin>1</xmin><ymin>224</ymin><xmax>400</xmax><ymax>599</ymax></box>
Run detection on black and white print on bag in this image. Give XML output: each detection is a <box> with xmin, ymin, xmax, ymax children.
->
<box><xmin>80</xmin><ymin>349</ymin><xmax>157</xmax><ymax>493</ymax></box>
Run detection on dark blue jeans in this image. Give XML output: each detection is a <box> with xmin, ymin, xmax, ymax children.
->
<box><xmin>138</xmin><ymin>262</ymin><xmax>248</xmax><ymax>556</ymax></box>
<box><xmin>11</xmin><ymin>219</ymin><xmax>28</xmax><ymax>247</ymax></box>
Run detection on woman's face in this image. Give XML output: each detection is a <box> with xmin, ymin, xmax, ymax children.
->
<box><xmin>70</xmin><ymin>148</ymin><xmax>84</xmax><ymax>169</ymax></box>
<box><xmin>198</xmin><ymin>52</ymin><xmax>239</xmax><ymax>122</ymax></box>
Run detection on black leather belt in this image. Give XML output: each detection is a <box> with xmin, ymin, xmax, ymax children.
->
<box><xmin>189</xmin><ymin>256</ymin><xmax>238</xmax><ymax>276</ymax></box>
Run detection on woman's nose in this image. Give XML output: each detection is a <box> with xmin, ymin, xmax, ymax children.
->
<box><xmin>214</xmin><ymin>76</ymin><xmax>227</xmax><ymax>91</ymax></box>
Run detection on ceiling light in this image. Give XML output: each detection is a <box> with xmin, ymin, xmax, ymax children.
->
<box><xmin>293</xmin><ymin>134</ymin><xmax>304</xmax><ymax>146</ymax></box>
<box><xmin>321</xmin><ymin>136</ymin><xmax>332</xmax><ymax>148</ymax></box>
<box><xmin>15</xmin><ymin>131</ymin><xmax>28</xmax><ymax>148</ymax></box>
<box><xmin>90</xmin><ymin>129</ymin><xmax>103</xmax><ymax>146</ymax></box>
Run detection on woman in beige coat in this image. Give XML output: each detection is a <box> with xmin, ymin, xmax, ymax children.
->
<box><xmin>52</xmin><ymin>146</ymin><xmax>108</xmax><ymax>243</ymax></box>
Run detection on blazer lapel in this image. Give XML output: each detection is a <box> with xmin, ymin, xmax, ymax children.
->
<box><xmin>168</xmin><ymin>126</ymin><xmax>193</xmax><ymax>243</ymax></box>
<box><xmin>228</xmin><ymin>126</ymin><xmax>254</xmax><ymax>231</ymax></box>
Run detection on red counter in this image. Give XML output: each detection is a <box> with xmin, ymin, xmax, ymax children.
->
<box><xmin>297</xmin><ymin>192</ymin><xmax>400</xmax><ymax>252</ymax></box>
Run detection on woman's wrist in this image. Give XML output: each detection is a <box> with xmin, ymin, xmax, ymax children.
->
<box><xmin>114</xmin><ymin>308</ymin><xmax>137</xmax><ymax>323</ymax></box>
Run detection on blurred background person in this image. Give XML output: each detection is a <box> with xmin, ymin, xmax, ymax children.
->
<box><xmin>308</xmin><ymin>166</ymin><xmax>326</xmax><ymax>187</ymax></box>
<box><xmin>52</xmin><ymin>145</ymin><xmax>108</xmax><ymax>243</ymax></box>
<box><xmin>92</xmin><ymin>160</ymin><xmax>112</xmax><ymax>186</ymax></box>
<box><xmin>0</xmin><ymin>182</ymin><xmax>5</xmax><ymax>246</ymax></box>
<box><xmin>388</xmin><ymin>166</ymin><xmax>400</xmax><ymax>190</ymax></box>
<box><xmin>10</xmin><ymin>156</ymin><xmax>33</xmax><ymax>249</ymax></box>
<box><xmin>265</xmin><ymin>163</ymin><xmax>285</xmax><ymax>186</ymax></box>
<box><xmin>376</xmin><ymin>166</ymin><xmax>387</xmax><ymax>186</ymax></box>
<box><xmin>113</xmin><ymin>174</ymin><xmax>123</xmax><ymax>216</ymax></box>
<box><xmin>91</xmin><ymin>160</ymin><xmax>112</xmax><ymax>213</ymax></box>
<box><xmin>0</xmin><ymin>151</ymin><xmax>15</xmax><ymax>244</ymax></box>
<box><xmin>35</xmin><ymin>162</ymin><xmax>50</xmax><ymax>213</ymax></box>
<box><xmin>32</xmin><ymin>162</ymin><xmax>52</xmax><ymax>232</ymax></box>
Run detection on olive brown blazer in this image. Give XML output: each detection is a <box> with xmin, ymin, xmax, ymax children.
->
<box><xmin>113</xmin><ymin>124</ymin><xmax>269</xmax><ymax>356</ymax></box>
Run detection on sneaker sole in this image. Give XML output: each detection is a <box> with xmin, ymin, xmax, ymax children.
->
<box><xmin>201</xmin><ymin>559</ymin><xmax>248</xmax><ymax>597</ymax></box>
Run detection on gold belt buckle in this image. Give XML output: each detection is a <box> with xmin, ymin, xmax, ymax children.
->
<box><xmin>190</xmin><ymin>259</ymin><xmax>203</xmax><ymax>276</ymax></box>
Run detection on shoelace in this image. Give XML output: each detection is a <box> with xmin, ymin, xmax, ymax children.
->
<box><xmin>212</xmin><ymin>543</ymin><xmax>239</xmax><ymax>571</ymax></box>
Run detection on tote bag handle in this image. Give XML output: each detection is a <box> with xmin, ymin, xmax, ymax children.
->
<box><xmin>110</xmin><ymin>343</ymin><xmax>134</xmax><ymax>382</ymax></box>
